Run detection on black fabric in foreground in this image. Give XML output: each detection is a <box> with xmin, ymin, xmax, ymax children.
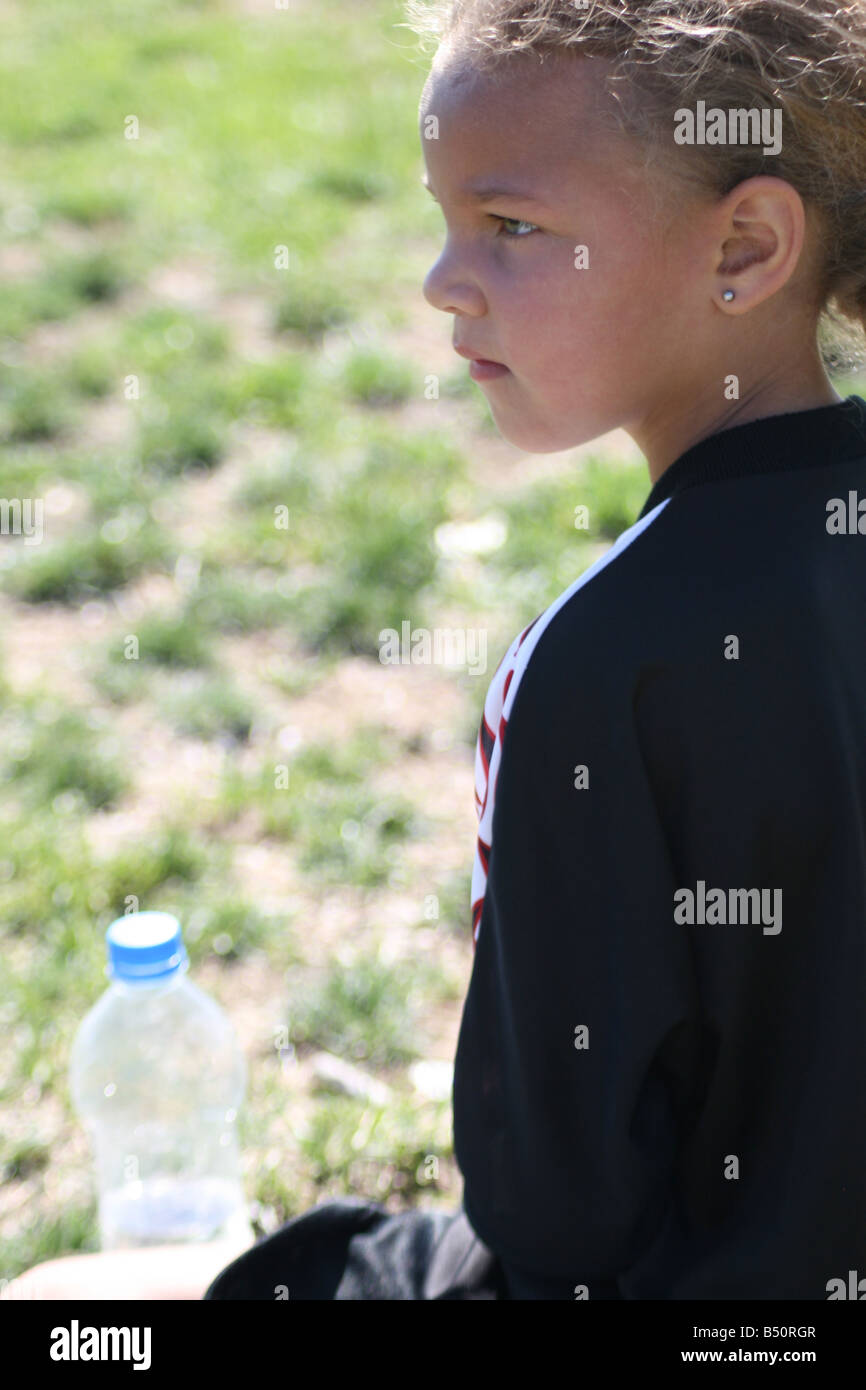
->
<box><xmin>202</xmin><ymin>1199</ymin><xmax>509</xmax><ymax>1300</ymax></box>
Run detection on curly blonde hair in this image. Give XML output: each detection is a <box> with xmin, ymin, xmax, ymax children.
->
<box><xmin>401</xmin><ymin>0</ymin><xmax>866</xmax><ymax>373</ymax></box>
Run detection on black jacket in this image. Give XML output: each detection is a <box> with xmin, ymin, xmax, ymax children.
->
<box><xmin>454</xmin><ymin>394</ymin><xmax>866</xmax><ymax>1299</ymax></box>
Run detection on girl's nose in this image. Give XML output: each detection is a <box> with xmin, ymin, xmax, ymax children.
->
<box><xmin>422</xmin><ymin>248</ymin><xmax>485</xmax><ymax>318</ymax></box>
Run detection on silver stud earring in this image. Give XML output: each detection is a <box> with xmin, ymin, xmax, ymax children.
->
<box><xmin>722</xmin><ymin>289</ymin><xmax>736</xmax><ymax>302</ymax></box>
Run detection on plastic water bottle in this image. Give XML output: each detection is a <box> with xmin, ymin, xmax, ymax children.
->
<box><xmin>70</xmin><ymin>911</ymin><xmax>253</xmax><ymax>1251</ymax></box>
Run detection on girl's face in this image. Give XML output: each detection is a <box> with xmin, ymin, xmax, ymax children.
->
<box><xmin>419</xmin><ymin>51</ymin><xmax>713</xmax><ymax>461</ymax></box>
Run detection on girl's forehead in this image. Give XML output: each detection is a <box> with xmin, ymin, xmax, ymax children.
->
<box><xmin>419</xmin><ymin>53</ymin><xmax>632</xmax><ymax>195</ymax></box>
<box><xmin>420</xmin><ymin>50</ymin><xmax>619</xmax><ymax>150</ymax></box>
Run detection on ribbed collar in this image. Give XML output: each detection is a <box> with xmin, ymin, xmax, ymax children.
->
<box><xmin>637</xmin><ymin>393</ymin><xmax>866</xmax><ymax>521</ymax></box>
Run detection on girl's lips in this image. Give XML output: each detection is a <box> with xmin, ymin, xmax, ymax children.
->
<box><xmin>469</xmin><ymin>358</ymin><xmax>510</xmax><ymax>381</ymax></box>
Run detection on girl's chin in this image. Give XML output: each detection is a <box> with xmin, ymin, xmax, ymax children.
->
<box><xmin>494</xmin><ymin>415</ymin><xmax>588</xmax><ymax>456</ymax></box>
<box><xmin>492</xmin><ymin>402</ymin><xmax>610</xmax><ymax>455</ymax></box>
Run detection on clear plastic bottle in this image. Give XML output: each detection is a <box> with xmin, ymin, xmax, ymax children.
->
<box><xmin>69</xmin><ymin>911</ymin><xmax>253</xmax><ymax>1251</ymax></box>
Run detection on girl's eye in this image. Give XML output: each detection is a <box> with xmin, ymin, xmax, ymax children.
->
<box><xmin>493</xmin><ymin>215</ymin><xmax>539</xmax><ymax>238</ymax></box>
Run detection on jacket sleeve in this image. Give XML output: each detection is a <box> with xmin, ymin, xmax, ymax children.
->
<box><xmin>452</xmin><ymin>633</ymin><xmax>715</xmax><ymax>1295</ymax></box>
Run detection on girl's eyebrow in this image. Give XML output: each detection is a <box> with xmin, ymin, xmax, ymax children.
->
<box><xmin>420</xmin><ymin>172</ymin><xmax>547</xmax><ymax>205</ymax></box>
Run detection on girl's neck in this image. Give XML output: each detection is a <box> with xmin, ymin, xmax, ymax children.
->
<box><xmin>638</xmin><ymin>362</ymin><xmax>844</xmax><ymax>487</ymax></box>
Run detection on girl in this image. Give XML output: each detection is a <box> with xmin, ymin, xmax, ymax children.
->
<box><xmin>11</xmin><ymin>0</ymin><xmax>866</xmax><ymax>1302</ymax></box>
<box><xmin>205</xmin><ymin>0</ymin><xmax>866</xmax><ymax>1299</ymax></box>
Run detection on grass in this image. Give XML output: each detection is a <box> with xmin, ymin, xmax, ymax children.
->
<box><xmin>2</xmin><ymin>521</ymin><xmax>175</xmax><ymax>603</ymax></box>
<box><xmin>0</xmin><ymin>249</ymin><xmax>135</xmax><ymax>338</ymax></box>
<box><xmin>114</xmin><ymin>609</ymin><xmax>216</xmax><ymax>668</ymax></box>
<box><xmin>340</xmin><ymin>347</ymin><xmax>416</xmax><ymax>407</ymax></box>
<box><xmin>0</xmin><ymin>367</ymin><xmax>77</xmax><ymax>444</ymax></box>
<box><xmin>155</xmin><ymin>670</ymin><xmax>257</xmax><ymax>744</ymax></box>
<box><xmin>216</xmin><ymin>726</ymin><xmax>422</xmax><ymax>887</ymax></box>
<box><xmin>3</xmin><ymin>0</ymin><xmax>853</xmax><ymax>1283</ymax></box>
<box><xmin>1</xmin><ymin>703</ymin><xmax>130</xmax><ymax>812</ymax></box>
<box><xmin>0</xmin><ymin>1208</ymin><xmax>100</xmax><ymax>1286</ymax></box>
<box><xmin>286</xmin><ymin>947</ymin><xmax>451</xmax><ymax>1070</ymax></box>
<box><xmin>179</xmin><ymin>569</ymin><xmax>304</xmax><ymax>635</ymax></box>
<box><xmin>274</xmin><ymin>279</ymin><xmax>358</xmax><ymax>340</ymax></box>
<box><xmin>484</xmin><ymin>457</ymin><xmax>651</xmax><ymax>606</ymax></box>
<box><xmin>95</xmin><ymin>823</ymin><xmax>212</xmax><ymax>913</ymax></box>
<box><xmin>296</xmin><ymin>1092</ymin><xmax>454</xmax><ymax>1202</ymax></box>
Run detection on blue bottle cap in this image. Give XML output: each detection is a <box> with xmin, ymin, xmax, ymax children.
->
<box><xmin>105</xmin><ymin>911</ymin><xmax>188</xmax><ymax>983</ymax></box>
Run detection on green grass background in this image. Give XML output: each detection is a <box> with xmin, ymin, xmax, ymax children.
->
<box><xmin>1</xmin><ymin>0</ymin><xmax>862</xmax><ymax>1281</ymax></box>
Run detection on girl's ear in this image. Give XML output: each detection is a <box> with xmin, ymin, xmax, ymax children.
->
<box><xmin>712</xmin><ymin>176</ymin><xmax>806</xmax><ymax>312</ymax></box>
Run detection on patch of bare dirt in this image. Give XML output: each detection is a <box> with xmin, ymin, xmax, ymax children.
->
<box><xmin>145</xmin><ymin>258</ymin><xmax>221</xmax><ymax>313</ymax></box>
<box><xmin>219</xmin><ymin>291</ymin><xmax>278</xmax><ymax>363</ymax></box>
<box><xmin>0</xmin><ymin>243</ymin><xmax>43</xmax><ymax>277</ymax></box>
<box><xmin>0</xmin><ymin>595</ymin><xmax>104</xmax><ymax>703</ymax></box>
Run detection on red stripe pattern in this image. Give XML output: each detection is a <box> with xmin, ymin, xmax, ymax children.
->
<box><xmin>466</xmin><ymin>496</ymin><xmax>674</xmax><ymax>947</ymax></box>
<box><xmin>470</xmin><ymin>615</ymin><xmax>541</xmax><ymax>948</ymax></box>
